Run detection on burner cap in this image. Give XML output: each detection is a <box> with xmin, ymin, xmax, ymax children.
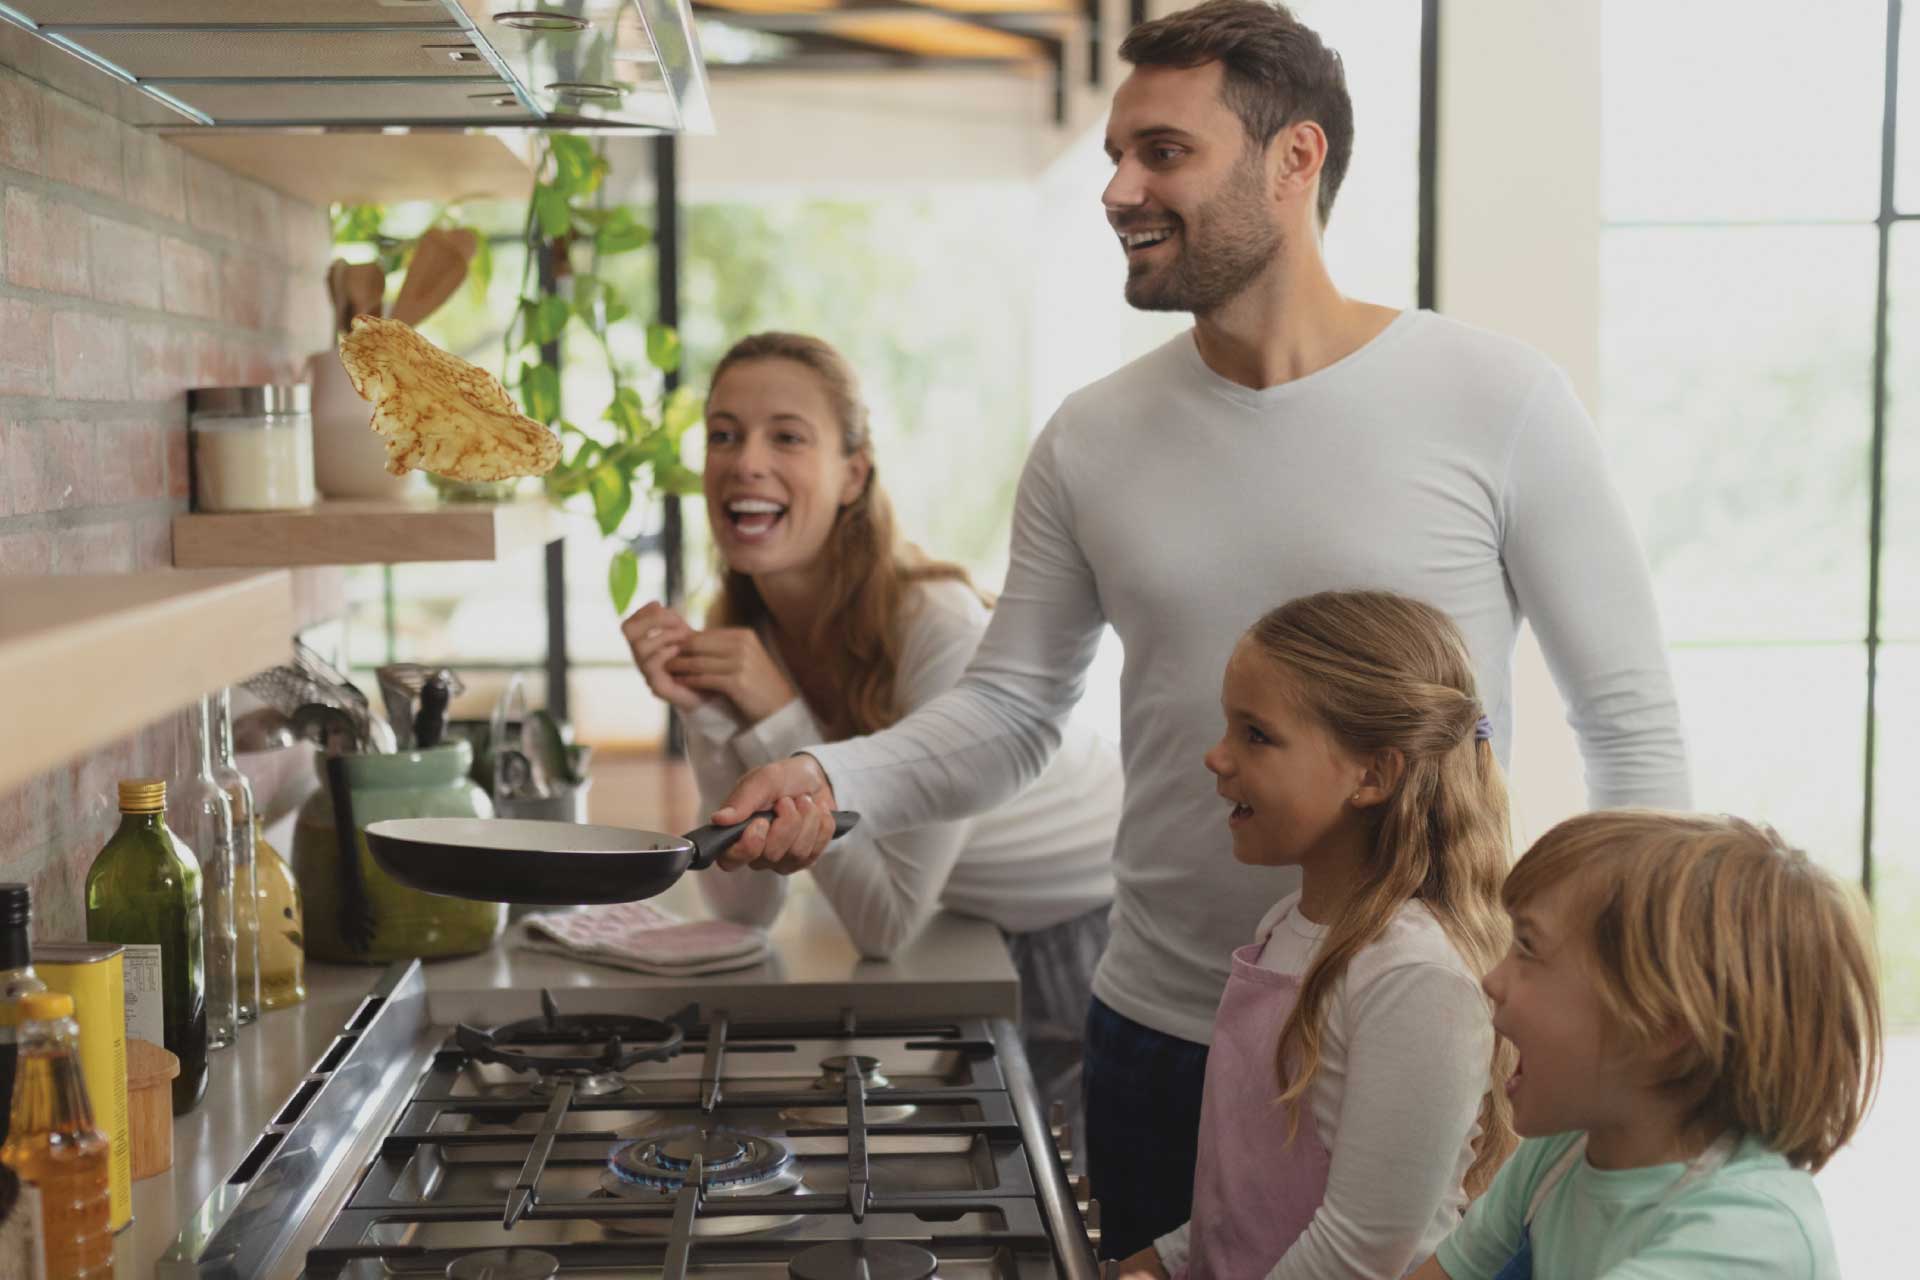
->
<box><xmin>445</xmin><ymin>1247</ymin><xmax>559</xmax><ymax>1280</ymax></box>
<box><xmin>817</xmin><ymin>1054</ymin><xmax>890</xmax><ymax>1090</ymax></box>
<box><xmin>788</xmin><ymin>1241</ymin><xmax>939</xmax><ymax>1280</ymax></box>
<box><xmin>656</xmin><ymin>1131</ymin><xmax>746</xmax><ymax>1169</ymax></box>
<box><xmin>607</xmin><ymin>1126</ymin><xmax>793</xmax><ymax>1191</ymax></box>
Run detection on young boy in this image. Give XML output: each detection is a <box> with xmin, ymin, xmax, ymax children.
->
<box><xmin>1413</xmin><ymin>811</ymin><xmax>1881</xmax><ymax>1280</ymax></box>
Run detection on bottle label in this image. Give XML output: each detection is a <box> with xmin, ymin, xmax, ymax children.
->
<box><xmin>0</xmin><ymin>1178</ymin><xmax>48</xmax><ymax>1280</ymax></box>
<box><xmin>121</xmin><ymin>945</ymin><xmax>165</xmax><ymax>1047</ymax></box>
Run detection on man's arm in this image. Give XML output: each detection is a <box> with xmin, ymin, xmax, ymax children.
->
<box><xmin>715</xmin><ymin>425</ymin><xmax>1109</xmax><ymax>868</ymax></box>
<box><xmin>1502</xmin><ymin>367</ymin><xmax>1692</xmax><ymax>810</ymax></box>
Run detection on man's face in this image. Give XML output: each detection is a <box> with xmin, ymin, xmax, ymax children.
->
<box><xmin>1102</xmin><ymin>61</ymin><xmax>1282</xmax><ymax>315</ymax></box>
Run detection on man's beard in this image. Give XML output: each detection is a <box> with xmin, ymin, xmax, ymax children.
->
<box><xmin>1124</xmin><ymin>158</ymin><xmax>1281</xmax><ymax>315</ymax></box>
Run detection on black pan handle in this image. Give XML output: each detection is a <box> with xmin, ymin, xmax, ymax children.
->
<box><xmin>686</xmin><ymin>810</ymin><xmax>859</xmax><ymax>870</ymax></box>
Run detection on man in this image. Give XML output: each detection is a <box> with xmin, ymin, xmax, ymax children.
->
<box><xmin>695</xmin><ymin>0</ymin><xmax>1690</xmax><ymax>1258</ymax></box>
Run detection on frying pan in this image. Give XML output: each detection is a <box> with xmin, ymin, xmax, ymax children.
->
<box><xmin>364</xmin><ymin>811</ymin><xmax>859</xmax><ymax>906</ymax></box>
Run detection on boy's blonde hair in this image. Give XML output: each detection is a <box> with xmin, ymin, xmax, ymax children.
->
<box><xmin>1247</xmin><ymin>590</ymin><xmax>1516</xmax><ymax>1194</ymax></box>
<box><xmin>1505</xmin><ymin>811</ymin><xmax>1883</xmax><ymax>1172</ymax></box>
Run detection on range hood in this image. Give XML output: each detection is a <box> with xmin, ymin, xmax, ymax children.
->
<box><xmin>0</xmin><ymin>0</ymin><xmax>713</xmax><ymax>133</ymax></box>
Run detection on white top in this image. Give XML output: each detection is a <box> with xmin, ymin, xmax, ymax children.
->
<box><xmin>1154</xmin><ymin>894</ymin><xmax>1494</xmax><ymax>1278</ymax></box>
<box><xmin>690</xmin><ymin>578</ymin><xmax>1122</xmax><ymax>956</ymax></box>
<box><xmin>811</xmin><ymin>310</ymin><xmax>1692</xmax><ymax>1042</ymax></box>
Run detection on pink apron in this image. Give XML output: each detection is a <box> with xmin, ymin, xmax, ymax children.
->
<box><xmin>1178</xmin><ymin>934</ymin><xmax>1332</xmax><ymax>1280</ymax></box>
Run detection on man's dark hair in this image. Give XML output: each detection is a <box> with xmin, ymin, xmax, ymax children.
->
<box><xmin>1119</xmin><ymin>0</ymin><xmax>1354</xmax><ymax>226</ymax></box>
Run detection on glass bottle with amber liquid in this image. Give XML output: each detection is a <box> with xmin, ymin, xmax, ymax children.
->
<box><xmin>1</xmin><ymin>991</ymin><xmax>111</xmax><ymax>1278</ymax></box>
<box><xmin>85</xmin><ymin>779</ymin><xmax>209</xmax><ymax>1114</ymax></box>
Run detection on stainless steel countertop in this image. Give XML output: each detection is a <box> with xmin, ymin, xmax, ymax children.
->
<box><xmin>112</xmin><ymin>886</ymin><xmax>1018</xmax><ymax>1276</ymax></box>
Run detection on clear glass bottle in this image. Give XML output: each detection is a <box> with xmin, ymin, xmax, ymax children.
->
<box><xmin>1</xmin><ymin>991</ymin><xmax>111</xmax><ymax>1279</ymax></box>
<box><xmin>250</xmin><ymin>819</ymin><xmax>306</xmax><ymax>1011</ymax></box>
<box><xmin>0</xmin><ymin>885</ymin><xmax>46</xmax><ymax>1150</ymax></box>
<box><xmin>175</xmin><ymin>698</ymin><xmax>238</xmax><ymax>1050</ymax></box>
<box><xmin>85</xmin><ymin>780</ymin><xmax>208</xmax><ymax>1115</ymax></box>
<box><xmin>209</xmin><ymin>690</ymin><xmax>262</xmax><ymax>1024</ymax></box>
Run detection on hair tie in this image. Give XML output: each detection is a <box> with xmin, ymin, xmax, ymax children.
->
<box><xmin>1473</xmin><ymin>714</ymin><xmax>1493</xmax><ymax>742</ymax></box>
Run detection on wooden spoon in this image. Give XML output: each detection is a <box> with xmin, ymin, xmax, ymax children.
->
<box><xmin>391</xmin><ymin>228</ymin><xmax>479</xmax><ymax>327</ymax></box>
<box><xmin>341</xmin><ymin>261</ymin><xmax>386</xmax><ymax>327</ymax></box>
<box><xmin>326</xmin><ymin>259</ymin><xmax>351</xmax><ymax>336</ymax></box>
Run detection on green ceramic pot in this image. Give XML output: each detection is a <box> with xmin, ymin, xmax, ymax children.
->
<box><xmin>292</xmin><ymin>742</ymin><xmax>505</xmax><ymax>963</ymax></box>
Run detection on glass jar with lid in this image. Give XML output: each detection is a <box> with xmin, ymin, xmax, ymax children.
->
<box><xmin>188</xmin><ymin>384</ymin><xmax>316</xmax><ymax>512</ymax></box>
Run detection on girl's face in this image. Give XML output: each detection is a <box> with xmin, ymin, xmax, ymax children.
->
<box><xmin>703</xmin><ymin>357</ymin><xmax>870</xmax><ymax>585</ymax></box>
<box><xmin>1482</xmin><ymin>880</ymin><xmax>1634</xmax><ymax>1140</ymax></box>
<box><xmin>1202</xmin><ymin>637</ymin><xmax>1372</xmax><ymax>869</ymax></box>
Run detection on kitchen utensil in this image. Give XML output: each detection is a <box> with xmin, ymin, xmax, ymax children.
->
<box><xmin>246</xmin><ymin>640</ymin><xmax>392</xmax><ymax>752</ymax></box>
<box><xmin>413</xmin><ymin>672</ymin><xmax>453</xmax><ymax>749</ymax></box>
<box><xmin>231</xmin><ymin>707</ymin><xmax>295</xmax><ymax>754</ymax></box>
<box><xmin>389</xmin><ymin>227</ymin><xmax>478</xmax><ymax>327</ymax></box>
<box><xmin>364</xmin><ymin>811</ymin><xmax>860</xmax><ymax>906</ymax></box>
<box><xmin>376</xmin><ymin>663</ymin><xmax>465</xmax><ymax>752</ymax></box>
<box><xmin>325</xmin><ymin>259</ymin><xmax>351</xmax><ymax>337</ymax></box>
<box><xmin>340</xmin><ymin>261</ymin><xmax>385</xmax><ymax>325</ymax></box>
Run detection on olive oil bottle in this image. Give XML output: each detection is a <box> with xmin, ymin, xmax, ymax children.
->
<box><xmin>84</xmin><ymin>780</ymin><xmax>208</xmax><ymax>1115</ymax></box>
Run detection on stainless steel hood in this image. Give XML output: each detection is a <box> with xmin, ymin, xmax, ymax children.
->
<box><xmin>0</xmin><ymin>0</ymin><xmax>713</xmax><ymax>133</ymax></box>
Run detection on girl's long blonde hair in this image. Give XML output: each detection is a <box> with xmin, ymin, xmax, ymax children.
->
<box><xmin>704</xmin><ymin>332</ymin><xmax>987</xmax><ymax>740</ymax></box>
<box><xmin>1248</xmin><ymin>590</ymin><xmax>1517</xmax><ymax>1194</ymax></box>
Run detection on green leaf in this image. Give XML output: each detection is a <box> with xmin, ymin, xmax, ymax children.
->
<box><xmin>602</xmin><ymin>295</ymin><xmax>632</xmax><ymax>327</ymax></box>
<box><xmin>656</xmin><ymin>459</ymin><xmax>705</xmax><ymax>496</ymax></box>
<box><xmin>549</xmin><ymin>135</ymin><xmax>607</xmax><ymax>199</ymax></box>
<box><xmin>594</xmin><ymin>207</ymin><xmax>651</xmax><ymax>256</ymax></box>
<box><xmin>646</xmin><ymin>324</ymin><xmax>682</xmax><ymax>374</ymax></box>
<box><xmin>519</xmin><ymin>361</ymin><xmax>561</xmax><ymax>424</ymax></box>
<box><xmin>466</xmin><ymin>232</ymin><xmax>493</xmax><ymax>304</ymax></box>
<box><xmin>534</xmin><ymin>185</ymin><xmax>572</xmax><ymax>241</ymax></box>
<box><xmin>608</xmin><ymin>548</ymin><xmax>639</xmax><ymax>614</ymax></box>
<box><xmin>330</xmin><ymin>203</ymin><xmax>385</xmax><ymax>245</ymax></box>
<box><xmin>523</xmin><ymin>294</ymin><xmax>571</xmax><ymax>346</ymax></box>
<box><xmin>589</xmin><ymin>464</ymin><xmax>633</xmax><ymax>537</ymax></box>
<box><xmin>661</xmin><ymin>385</ymin><xmax>704</xmax><ymax>438</ymax></box>
<box><xmin>605</xmin><ymin>385</ymin><xmax>649</xmax><ymax>439</ymax></box>
<box><xmin>570</xmin><ymin>279</ymin><xmax>600</xmax><ymax>324</ymax></box>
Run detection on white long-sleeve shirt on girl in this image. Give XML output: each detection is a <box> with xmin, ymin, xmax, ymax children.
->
<box><xmin>688</xmin><ymin>578</ymin><xmax>1122</xmax><ymax>957</ymax></box>
<box><xmin>1155</xmin><ymin>894</ymin><xmax>1494</xmax><ymax>1279</ymax></box>
<box><xmin>809</xmin><ymin>310</ymin><xmax>1690</xmax><ymax>1043</ymax></box>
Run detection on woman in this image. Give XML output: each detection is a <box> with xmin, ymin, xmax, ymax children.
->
<box><xmin>621</xmin><ymin>332</ymin><xmax>1121</xmax><ymax>1123</ymax></box>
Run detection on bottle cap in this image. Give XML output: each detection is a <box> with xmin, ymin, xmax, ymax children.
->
<box><xmin>118</xmin><ymin>778</ymin><xmax>167</xmax><ymax>813</ymax></box>
<box><xmin>0</xmin><ymin>884</ymin><xmax>27</xmax><ymax>928</ymax></box>
<box><xmin>17</xmin><ymin>991</ymin><xmax>73</xmax><ymax>1021</ymax></box>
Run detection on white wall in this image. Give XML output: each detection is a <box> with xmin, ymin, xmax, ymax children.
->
<box><xmin>1437</xmin><ymin>0</ymin><xmax>1602</xmax><ymax>845</ymax></box>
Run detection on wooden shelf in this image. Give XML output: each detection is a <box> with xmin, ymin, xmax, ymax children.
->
<box><xmin>159</xmin><ymin>132</ymin><xmax>535</xmax><ymax>207</ymax></box>
<box><xmin>171</xmin><ymin>498</ymin><xmax>568</xmax><ymax>568</ymax></box>
<box><xmin>0</xmin><ymin>571</ymin><xmax>294</xmax><ymax>794</ymax></box>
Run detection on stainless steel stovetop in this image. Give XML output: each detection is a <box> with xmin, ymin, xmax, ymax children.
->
<box><xmin>160</xmin><ymin>963</ymin><xmax>1100</xmax><ymax>1279</ymax></box>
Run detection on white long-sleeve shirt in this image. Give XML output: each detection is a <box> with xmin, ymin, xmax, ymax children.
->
<box><xmin>1154</xmin><ymin>895</ymin><xmax>1494</xmax><ymax>1278</ymax></box>
<box><xmin>811</xmin><ymin>311</ymin><xmax>1691</xmax><ymax>1042</ymax></box>
<box><xmin>690</xmin><ymin>578</ymin><xmax>1121</xmax><ymax>957</ymax></box>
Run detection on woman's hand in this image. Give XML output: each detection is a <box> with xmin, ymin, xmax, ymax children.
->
<box><xmin>1104</xmin><ymin>1247</ymin><xmax>1170</xmax><ymax>1280</ymax></box>
<box><xmin>619</xmin><ymin>602</ymin><xmax>704</xmax><ymax>713</ymax></box>
<box><xmin>665</xmin><ymin>627</ymin><xmax>797</xmax><ymax>724</ymax></box>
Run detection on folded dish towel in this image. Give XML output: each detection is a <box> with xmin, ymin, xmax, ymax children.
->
<box><xmin>519</xmin><ymin>901</ymin><xmax>771</xmax><ymax>976</ymax></box>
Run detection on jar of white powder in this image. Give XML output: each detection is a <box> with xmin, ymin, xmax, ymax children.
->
<box><xmin>188</xmin><ymin>384</ymin><xmax>316</xmax><ymax>512</ymax></box>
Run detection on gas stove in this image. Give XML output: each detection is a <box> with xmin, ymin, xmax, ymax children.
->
<box><xmin>159</xmin><ymin>963</ymin><xmax>1101</xmax><ymax>1279</ymax></box>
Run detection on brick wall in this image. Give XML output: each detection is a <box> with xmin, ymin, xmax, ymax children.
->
<box><xmin>0</xmin><ymin>66</ymin><xmax>337</xmax><ymax>939</ymax></box>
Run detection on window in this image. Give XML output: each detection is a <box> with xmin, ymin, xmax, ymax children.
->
<box><xmin>1599</xmin><ymin>1</ymin><xmax>1914</xmax><ymax>1020</ymax></box>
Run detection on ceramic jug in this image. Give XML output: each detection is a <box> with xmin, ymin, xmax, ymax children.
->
<box><xmin>292</xmin><ymin>742</ymin><xmax>504</xmax><ymax>963</ymax></box>
<box><xmin>307</xmin><ymin>348</ymin><xmax>418</xmax><ymax>501</ymax></box>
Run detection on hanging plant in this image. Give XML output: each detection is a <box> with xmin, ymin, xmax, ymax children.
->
<box><xmin>508</xmin><ymin>133</ymin><xmax>702</xmax><ymax>613</ymax></box>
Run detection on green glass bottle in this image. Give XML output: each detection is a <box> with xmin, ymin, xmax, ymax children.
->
<box><xmin>85</xmin><ymin>779</ymin><xmax>209</xmax><ymax>1115</ymax></box>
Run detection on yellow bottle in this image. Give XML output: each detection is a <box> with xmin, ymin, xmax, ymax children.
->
<box><xmin>1</xmin><ymin>991</ymin><xmax>111</xmax><ymax>1278</ymax></box>
<box><xmin>250</xmin><ymin>820</ymin><xmax>306</xmax><ymax>1010</ymax></box>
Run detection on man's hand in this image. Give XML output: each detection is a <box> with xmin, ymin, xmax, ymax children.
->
<box><xmin>665</xmin><ymin>627</ymin><xmax>797</xmax><ymax>724</ymax></box>
<box><xmin>713</xmin><ymin>755</ymin><xmax>839</xmax><ymax>872</ymax></box>
<box><xmin>1104</xmin><ymin>1247</ymin><xmax>1169</xmax><ymax>1279</ymax></box>
<box><xmin>619</xmin><ymin>602</ymin><xmax>704</xmax><ymax>713</ymax></box>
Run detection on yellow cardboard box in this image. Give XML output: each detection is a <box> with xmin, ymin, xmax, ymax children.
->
<box><xmin>36</xmin><ymin>942</ymin><xmax>130</xmax><ymax>1233</ymax></box>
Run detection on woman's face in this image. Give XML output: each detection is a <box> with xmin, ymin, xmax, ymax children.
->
<box><xmin>702</xmin><ymin>357</ymin><xmax>870</xmax><ymax>585</ymax></box>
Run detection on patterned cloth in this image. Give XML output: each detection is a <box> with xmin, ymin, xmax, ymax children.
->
<box><xmin>519</xmin><ymin>901</ymin><xmax>770</xmax><ymax>976</ymax></box>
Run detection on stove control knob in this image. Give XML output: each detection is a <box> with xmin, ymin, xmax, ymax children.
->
<box><xmin>1049</xmin><ymin>1100</ymin><xmax>1066</xmax><ymax>1142</ymax></box>
<box><xmin>1071</xmin><ymin>1174</ymin><xmax>1091</xmax><ymax>1210</ymax></box>
<box><xmin>1085</xmin><ymin>1198</ymin><xmax>1103</xmax><ymax>1253</ymax></box>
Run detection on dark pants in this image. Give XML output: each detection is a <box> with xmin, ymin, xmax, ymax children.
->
<box><xmin>1082</xmin><ymin>995</ymin><xmax>1210</xmax><ymax>1261</ymax></box>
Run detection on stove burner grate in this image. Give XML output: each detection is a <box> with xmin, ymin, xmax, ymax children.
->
<box><xmin>783</xmin><ymin>1053</ymin><xmax>917</xmax><ymax>1125</ymax></box>
<box><xmin>788</xmin><ymin>1240</ymin><xmax>940</xmax><ymax>1280</ymax></box>
<box><xmin>454</xmin><ymin>990</ymin><xmax>692</xmax><ymax>1083</ymax></box>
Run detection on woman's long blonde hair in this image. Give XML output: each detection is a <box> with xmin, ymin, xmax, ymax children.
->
<box><xmin>1248</xmin><ymin>590</ymin><xmax>1517</xmax><ymax>1194</ymax></box>
<box><xmin>704</xmin><ymin>332</ymin><xmax>986</xmax><ymax>740</ymax></box>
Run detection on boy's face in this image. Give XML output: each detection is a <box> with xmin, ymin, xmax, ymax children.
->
<box><xmin>1483</xmin><ymin>878</ymin><xmax>1636</xmax><ymax>1139</ymax></box>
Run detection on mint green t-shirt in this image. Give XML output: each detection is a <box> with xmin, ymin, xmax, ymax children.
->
<box><xmin>1436</xmin><ymin>1132</ymin><xmax>1839</xmax><ymax>1279</ymax></box>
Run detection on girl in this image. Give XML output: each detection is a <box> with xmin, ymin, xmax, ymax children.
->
<box><xmin>621</xmin><ymin>331</ymin><xmax>1123</xmax><ymax>1128</ymax></box>
<box><xmin>1113</xmin><ymin>589</ymin><xmax>1515</xmax><ymax>1279</ymax></box>
<box><xmin>1413</xmin><ymin>811</ymin><xmax>1881</xmax><ymax>1279</ymax></box>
